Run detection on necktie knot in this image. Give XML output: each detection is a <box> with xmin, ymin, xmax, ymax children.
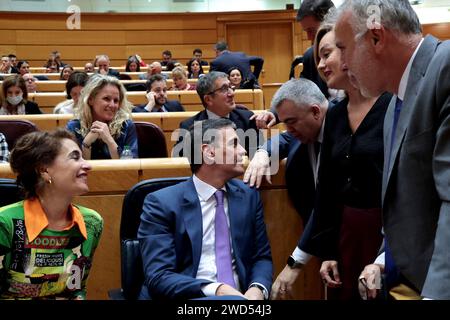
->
<box><xmin>214</xmin><ymin>190</ymin><xmax>224</xmax><ymax>206</ymax></box>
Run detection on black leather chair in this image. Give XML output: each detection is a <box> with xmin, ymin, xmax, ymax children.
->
<box><xmin>108</xmin><ymin>176</ymin><xmax>189</xmax><ymax>300</ymax></box>
<box><xmin>0</xmin><ymin>178</ymin><xmax>23</xmax><ymax>208</ymax></box>
<box><xmin>134</xmin><ymin>121</ymin><xmax>168</xmax><ymax>158</ymax></box>
<box><xmin>0</xmin><ymin>119</ymin><xmax>38</xmax><ymax>151</ymax></box>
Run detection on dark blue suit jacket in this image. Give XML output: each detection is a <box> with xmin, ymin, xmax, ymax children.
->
<box><xmin>132</xmin><ymin>100</ymin><xmax>185</xmax><ymax>113</ymax></box>
<box><xmin>137</xmin><ymin>177</ymin><xmax>273</xmax><ymax>300</ymax></box>
<box><xmin>210</xmin><ymin>51</ymin><xmax>263</xmax><ymax>84</ymax></box>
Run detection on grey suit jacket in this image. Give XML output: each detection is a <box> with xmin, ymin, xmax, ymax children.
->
<box><xmin>382</xmin><ymin>35</ymin><xmax>450</xmax><ymax>299</ymax></box>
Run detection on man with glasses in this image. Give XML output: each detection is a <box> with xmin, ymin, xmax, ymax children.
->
<box><xmin>22</xmin><ymin>73</ymin><xmax>38</xmax><ymax>94</ymax></box>
<box><xmin>174</xmin><ymin>71</ymin><xmax>262</xmax><ymax>157</ymax></box>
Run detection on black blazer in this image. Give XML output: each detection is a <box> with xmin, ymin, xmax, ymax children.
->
<box><xmin>132</xmin><ymin>100</ymin><xmax>185</xmax><ymax>113</ymax></box>
<box><xmin>174</xmin><ymin>106</ymin><xmax>262</xmax><ymax>157</ymax></box>
<box><xmin>25</xmin><ymin>101</ymin><xmax>42</xmax><ymax>114</ymax></box>
<box><xmin>210</xmin><ymin>51</ymin><xmax>264</xmax><ymax>83</ymax></box>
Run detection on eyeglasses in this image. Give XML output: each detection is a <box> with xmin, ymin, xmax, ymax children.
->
<box><xmin>207</xmin><ymin>84</ymin><xmax>235</xmax><ymax>95</ymax></box>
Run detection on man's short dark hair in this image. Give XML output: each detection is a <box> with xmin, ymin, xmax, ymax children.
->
<box><xmin>214</xmin><ymin>41</ymin><xmax>228</xmax><ymax>52</ymax></box>
<box><xmin>296</xmin><ymin>0</ymin><xmax>335</xmax><ymax>22</ymax></box>
<box><xmin>145</xmin><ymin>74</ymin><xmax>166</xmax><ymax>92</ymax></box>
<box><xmin>162</xmin><ymin>50</ymin><xmax>172</xmax><ymax>57</ymax></box>
<box><xmin>193</xmin><ymin>48</ymin><xmax>203</xmax><ymax>55</ymax></box>
<box><xmin>186</xmin><ymin>118</ymin><xmax>236</xmax><ymax>173</ymax></box>
<box><xmin>8</xmin><ymin>54</ymin><xmax>16</xmax><ymax>59</ymax></box>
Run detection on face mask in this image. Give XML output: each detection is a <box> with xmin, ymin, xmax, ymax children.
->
<box><xmin>7</xmin><ymin>94</ymin><xmax>23</xmax><ymax>106</ymax></box>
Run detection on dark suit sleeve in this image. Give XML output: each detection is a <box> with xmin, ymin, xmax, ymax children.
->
<box><xmin>260</xmin><ymin>131</ymin><xmax>294</xmax><ymax>159</ymax></box>
<box><xmin>247</xmin><ymin>189</ymin><xmax>273</xmax><ymax>291</ymax></box>
<box><xmin>248</xmin><ymin>56</ymin><xmax>264</xmax><ymax>80</ymax></box>
<box><xmin>138</xmin><ymin>193</ymin><xmax>212</xmax><ymax>299</ymax></box>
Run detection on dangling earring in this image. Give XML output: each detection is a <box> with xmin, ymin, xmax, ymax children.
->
<box><xmin>48</xmin><ymin>177</ymin><xmax>52</xmax><ymax>185</ymax></box>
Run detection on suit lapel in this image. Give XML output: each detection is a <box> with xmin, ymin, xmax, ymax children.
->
<box><xmin>181</xmin><ymin>178</ymin><xmax>203</xmax><ymax>273</ymax></box>
<box><xmin>383</xmin><ymin>36</ymin><xmax>439</xmax><ymax>201</ymax></box>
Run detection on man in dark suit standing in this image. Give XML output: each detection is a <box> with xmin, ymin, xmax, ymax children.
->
<box><xmin>132</xmin><ymin>74</ymin><xmax>185</xmax><ymax>113</ymax></box>
<box><xmin>244</xmin><ymin>78</ymin><xmax>329</xmax><ymax>299</ymax></box>
<box><xmin>292</xmin><ymin>0</ymin><xmax>334</xmax><ymax>98</ymax></box>
<box><xmin>335</xmin><ymin>0</ymin><xmax>450</xmax><ymax>300</ymax></box>
<box><xmin>210</xmin><ymin>42</ymin><xmax>263</xmax><ymax>88</ymax></box>
<box><xmin>173</xmin><ymin>71</ymin><xmax>262</xmax><ymax>157</ymax></box>
<box><xmin>138</xmin><ymin>118</ymin><xmax>273</xmax><ymax>300</ymax></box>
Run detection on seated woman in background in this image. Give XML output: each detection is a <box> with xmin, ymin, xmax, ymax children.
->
<box><xmin>125</xmin><ymin>56</ymin><xmax>141</xmax><ymax>72</ymax></box>
<box><xmin>0</xmin><ymin>132</ymin><xmax>9</xmax><ymax>162</ymax></box>
<box><xmin>170</xmin><ymin>66</ymin><xmax>196</xmax><ymax>91</ymax></box>
<box><xmin>227</xmin><ymin>66</ymin><xmax>256</xmax><ymax>89</ymax></box>
<box><xmin>17</xmin><ymin>60</ymin><xmax>30</xmax><ymax>76</ymax></box>
<box><xmin>0</xmin><ymin>129</ymin><xmax>103</xmax><ymax>299</ymax></box>
<box><xmin>44</xmin><ymin>56</ymin><xmax>60</xmax><ymax>73</ymax></box>
<box><xmin>186</xmin><ymin>58</ymin><xmax>204</xmax><ymax>79</ymax></box>
<box><xmin>66</xmin><ymin>74</ymin><xmax>138</xmax><ymax>159</ymax></box>
<box><xmin>54</xmin><ymin>71</ymin><xmax>89</xmax><ymax>114</ymax></box>
<box><xmin>0</xmin><ymin>74</ymin><xmax>42</xmax><ymax>115</ymax></box>
<box><xmin>60</xmin><ymin>65</ymin><xmax>74</xmax><ymax>81</ymax></box>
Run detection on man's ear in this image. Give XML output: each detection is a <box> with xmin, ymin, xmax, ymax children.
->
<box><xmin>311</xmin><ymin>104</ymin><xmax>322</xmax><ymax>120</ymax></box>
<box><xmin>203</xmin><ymin>94</ymin><xmax>213</xmax><ymax>108</ymax></box>
<box><xmin>202</xmin><ymin>144</ymin><xmax>215</xmax><ymax>165</ymax></box>
<box><xmin>368</xmin><ymin>26</ymin><xmax>386</xmax><ymax>54</ymax></box>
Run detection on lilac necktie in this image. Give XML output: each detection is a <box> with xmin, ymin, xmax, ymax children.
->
<box><xmin>214</xmin><ymin>190</ymin><xmax>236</xmax><ymax>288</ymax></box>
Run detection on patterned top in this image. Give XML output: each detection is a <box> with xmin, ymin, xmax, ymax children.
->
<box><xmin>0</xmin><ymin>133</ymin><xmax>8</xmax><ymax>163</ymax></box>
<box><xmin>0</xmin><ymin>199</ymin><xmax>103</xmax><ymax>299</ymax></box>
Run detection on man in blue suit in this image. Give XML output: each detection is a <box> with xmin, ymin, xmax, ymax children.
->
<box><xmin>138</xmin><ymin>118</ymin><xmax>272</xmax><ymax>300</ymax></box>
<box><xmin>335</xmin><ymin>0</ymin><xmax>450</xmax><ymax>300</ymax></box>
<box><xmin>244</xmin><ymin>79</ymin><xmax>329</xmax><ymax>299</ymax></box>
<box><xmin>132</xmin><ymin>74</ymin><xmax>185</xmax><ymax>113</ymax></box>
<box><xmin>210</xmin><ymin>41</ymin><xmax>263</xmax><ymax>88</ymax></box>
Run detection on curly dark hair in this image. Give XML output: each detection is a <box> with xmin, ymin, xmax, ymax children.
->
<box><xmin>9</xmin><ymin>129</ymin><xmax>78</xmax><ymax>199</ymax></box>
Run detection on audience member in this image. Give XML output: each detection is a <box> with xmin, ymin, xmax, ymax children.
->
<box><xmin>125</xmin><ymin>55</ymin><xmax>141</xmax><ymax>72</ymax></box>
<box><xmin>0</xmin><ymin>74</ymin><xmax>42</xmax><ymax>115</ymax></box>
<box><xmin>7</xmin><ymin>54</ymin><xmax>17</xmax><ymax>68</ymax></box>
<box><xmin>333</xmin><ymin>0</ymin><xmax>450</xmax><ymax>300</ymax></box>
<box><xmin>174</xmin><ymin>71</ymin><xmax>262</xmax><ymax>158</ymax></box>
<box><xmin>0</xmin><ymin>129</ymin><xmax>103</xmax><ymax>299</ymax></box>
<box><xmin>187</xmin><ymin>58</ymin><xmax>204</xmax><ymax>79</ymax></box>
<box><xmin>95</xmin><ymin>55</ymin><xmax>120</xmax><ymax>79</ymax></box>
<box><xmin>44</xmin><ymin>56</ymin><xmax>60</xmax><ymax>73</ymax></box>
<box><xmin>210</xmin><ymin>41</ymin><xmax>263</xmax><ymax>88</ymax></box>
<box><xmin>227</xmin><ymin>67</ymin><xmax>243</xmax><ymax>88</ymax></box>
<box><xmin>160</xmin><ymin>50</ymin><xmax>177</xmax><ymax>67</ymax></box>
<box><xmin>138</xmin><ymin>118</ymin><xmax>272</xmax><ymax>300</ymax></box>
<box><xmin>171</xmin><ymin>66</ymin><xmax>196</xmax><ymax>91</ymax></box>
<box><xmin>138</xmin><ymin>61</ymin><xmax>167</xmax><ymax>80</ymax></box>
<box><xmin>84</xmin><ymin>62</ymin><xmax>94</xmax><ymax>73</ymax></box>
<box><xmin>51</xmin><ymin>50</ymin><xmax>67</xmax><ymax>67</ymax></box>
<box><xmin>132</xmin><ymin>74</ymin><xmax>184</xmax><ymax>113</ymax></box>
<box><xmin>54</xmin><ymin>71</ymin><xmax>89</xmax><ymax>114</ymax></box>
<box><xmin>66</xmin><ymin>74</ymin><xmax>138</xmax><ymax>159</ymax></box>
<box><xmin>60</xmin><ymin>65</ymin><xmax>74</xmax><ymax>81</ymax></box>
<box><xmin>193</xmin><ymin>48</ymin><xmax>209</xmax><ymax>66</ymax></box>
<box><xmin>22</xmin><ymin>73</ymin><xmax>38</xmax><ymax>94</ymax></box>
<box><xmin>17</xmin><ymin>60</ymin><xmax>30</xmax><ymax>76</ymax></box>
<box><xmin>0</xmin><ymin>132</ymin><xmax>9</xmax><ymax>163</ymax></box>
<box><xmin>1</xmin><ymin>55</ymin><xmax>18</xmax><ymax>74</ymax></box>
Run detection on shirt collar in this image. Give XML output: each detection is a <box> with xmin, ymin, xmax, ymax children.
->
<box><xmin>206</xmin><ymin>109</ymin><xmax>230</xmax><ymax>119</ymax></box>
<box><xmin>193</xmin><ymin>174</ymin><xmax>226</xmax><ymax>202</ymax></box>
<box><xmin>24</xmin><ymin>198</ymin><xmax>88</xmax><ymax>242</ymax></box>
<box><xmin>398</xmin><ymin>38</ymin><xmax>424</xmax><ymax>101</ymax></box>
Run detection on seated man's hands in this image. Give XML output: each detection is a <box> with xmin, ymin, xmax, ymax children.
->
<box><xmin>271</xmin><ymin>265</ymin><xmax>302</xmax><ymax>300</ymax></box>
<box><xmin>216</xmin><ymin>284</ymin><xmax>246</xmax><ymax>299</ymax></box>
<box><xmin>146</xmin><ymin>91</ymin><xmax>156</xmax><ymax>110</ymax></box>
<box><xmin>244</xmin><ymin>286</ymin><xmax>264</xmax><ymax>300</ymax></box>
<box><xmin>358</xmin><ymin>263</ymin><xmax>383</xmax><ymax>300</ymax></box>
<box><xmin>250</xmin><ymin>111</ymin><xmax>276</xmax><ymax>129</ymax></box>
<box><xmin>243</xmin><ymin>150</ymin><xmax>271</xmax><ymax>188</ymax></box>
<box><xmin>320</xmin><ymin>260</ymin><xmax>342</xmax><ymax>288</ymax></box>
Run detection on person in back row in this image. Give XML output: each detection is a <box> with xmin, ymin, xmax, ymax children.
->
<box><xmin>0</xmin><ymin>74</ymin><xmax>42</xmax><ymax>115</ymax></box>
<box><xmin>132</xmin><ymin>74</ymin><xmax>185</xmax><ymax>113</ymax></box>
<box><xmin>138</xmin><ymin>118</ymin><xmax>272</xmax><ymax>300</ymax></box>
<box><xmin>54</xmin><ymin>71</ymin><xmax>89</xmax><ymax>114</ymax></box>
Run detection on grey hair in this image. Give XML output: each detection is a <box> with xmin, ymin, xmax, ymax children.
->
<box><xmin>196</xmin><ymin>71</ymin><xmax>229</xmax><ymax>107</ymax></box>
<box><xmin>271</xmin><ymin>78</ymin><xmax>327</xmax><ymax>111</ymax></box>
<box><xmin>338</xmin><ymin>0</ymin><xmax>422</xmax><ymax>40</ymax></box>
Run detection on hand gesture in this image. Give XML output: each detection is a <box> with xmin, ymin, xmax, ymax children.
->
<box><xmin>243</xmin><ymin>150</ymin><xmax>271</xmax><ymax>188</ymax></box>
<box><xmin>320</xmin><ymin>260</ymin><xmax>342</xmax><ymax>288</ymax></box>
<box><xmin>271</xmin><ymin>265</ymin><xmax>302</xmax><ymax>300</ymax></box>
<box><xmin>358</xmin><ymin>264</ymin><xmax>383</xmax><ymax>300</ymax></box>
<box><xmin>90</xmin><ymin>121</ymin><xmax>114</xmax><ymax>145</ymax></box>
<box><xmin>146</xmin><ymin>91</ymin><xmax>156</xmax><ymax>110</ymax></box>
<box><xmin>250</xmin><ymin>111</ymin><xmax>277</xmax><ymax>129</ymax></box>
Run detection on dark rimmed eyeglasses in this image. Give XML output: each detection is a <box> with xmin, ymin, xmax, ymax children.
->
<box><xmin>207</xmin><ymin>84</ymin><xmax>236</xmax><ymax>95</ymax></box>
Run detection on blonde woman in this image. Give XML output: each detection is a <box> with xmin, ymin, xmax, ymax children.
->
<box><xmin>171</xmin><ymin>66</ymin><xmax>196</xmax><ymax>91</ymax></box>
<box><xmin>66</xmin><ymin>74</ymin><xmax>138</xmax><ymax>159</ymax></box>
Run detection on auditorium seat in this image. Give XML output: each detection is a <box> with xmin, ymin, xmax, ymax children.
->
<box><xmin>0</xmin><ymin>119</ymin><xmax>39</xmax><ymax>151</ymax></box>
<box><xmin>134</xmin><ymin>121</ymin><xmax>168</xmax><ymax>158</ymax></box>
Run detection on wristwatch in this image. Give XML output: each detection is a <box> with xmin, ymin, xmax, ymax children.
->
<box><xmin>287</xmin><ymin>256</ymin><xmax>304</xmax><ymax>269</ymax></box>
<box><xmin>249</xmin><ymin>283</ymin><xmax>268</xmax><ymax>300</ymax></box>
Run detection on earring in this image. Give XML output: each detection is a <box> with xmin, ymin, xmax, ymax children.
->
<box><xmin>48</xmin><ymin>177</ymin><xmax>52</xmax><ymax>185</ymax></box>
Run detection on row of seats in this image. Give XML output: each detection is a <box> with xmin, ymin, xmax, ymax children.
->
<box><xmin>28</xmin><ymin>89</ymin><xmax>264</xmax><ymax>113</ymax></box>
<box><xmin>27</xmin><ymin>65</ymin><xmax>211</xmax><ymax>74</ymax></box>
